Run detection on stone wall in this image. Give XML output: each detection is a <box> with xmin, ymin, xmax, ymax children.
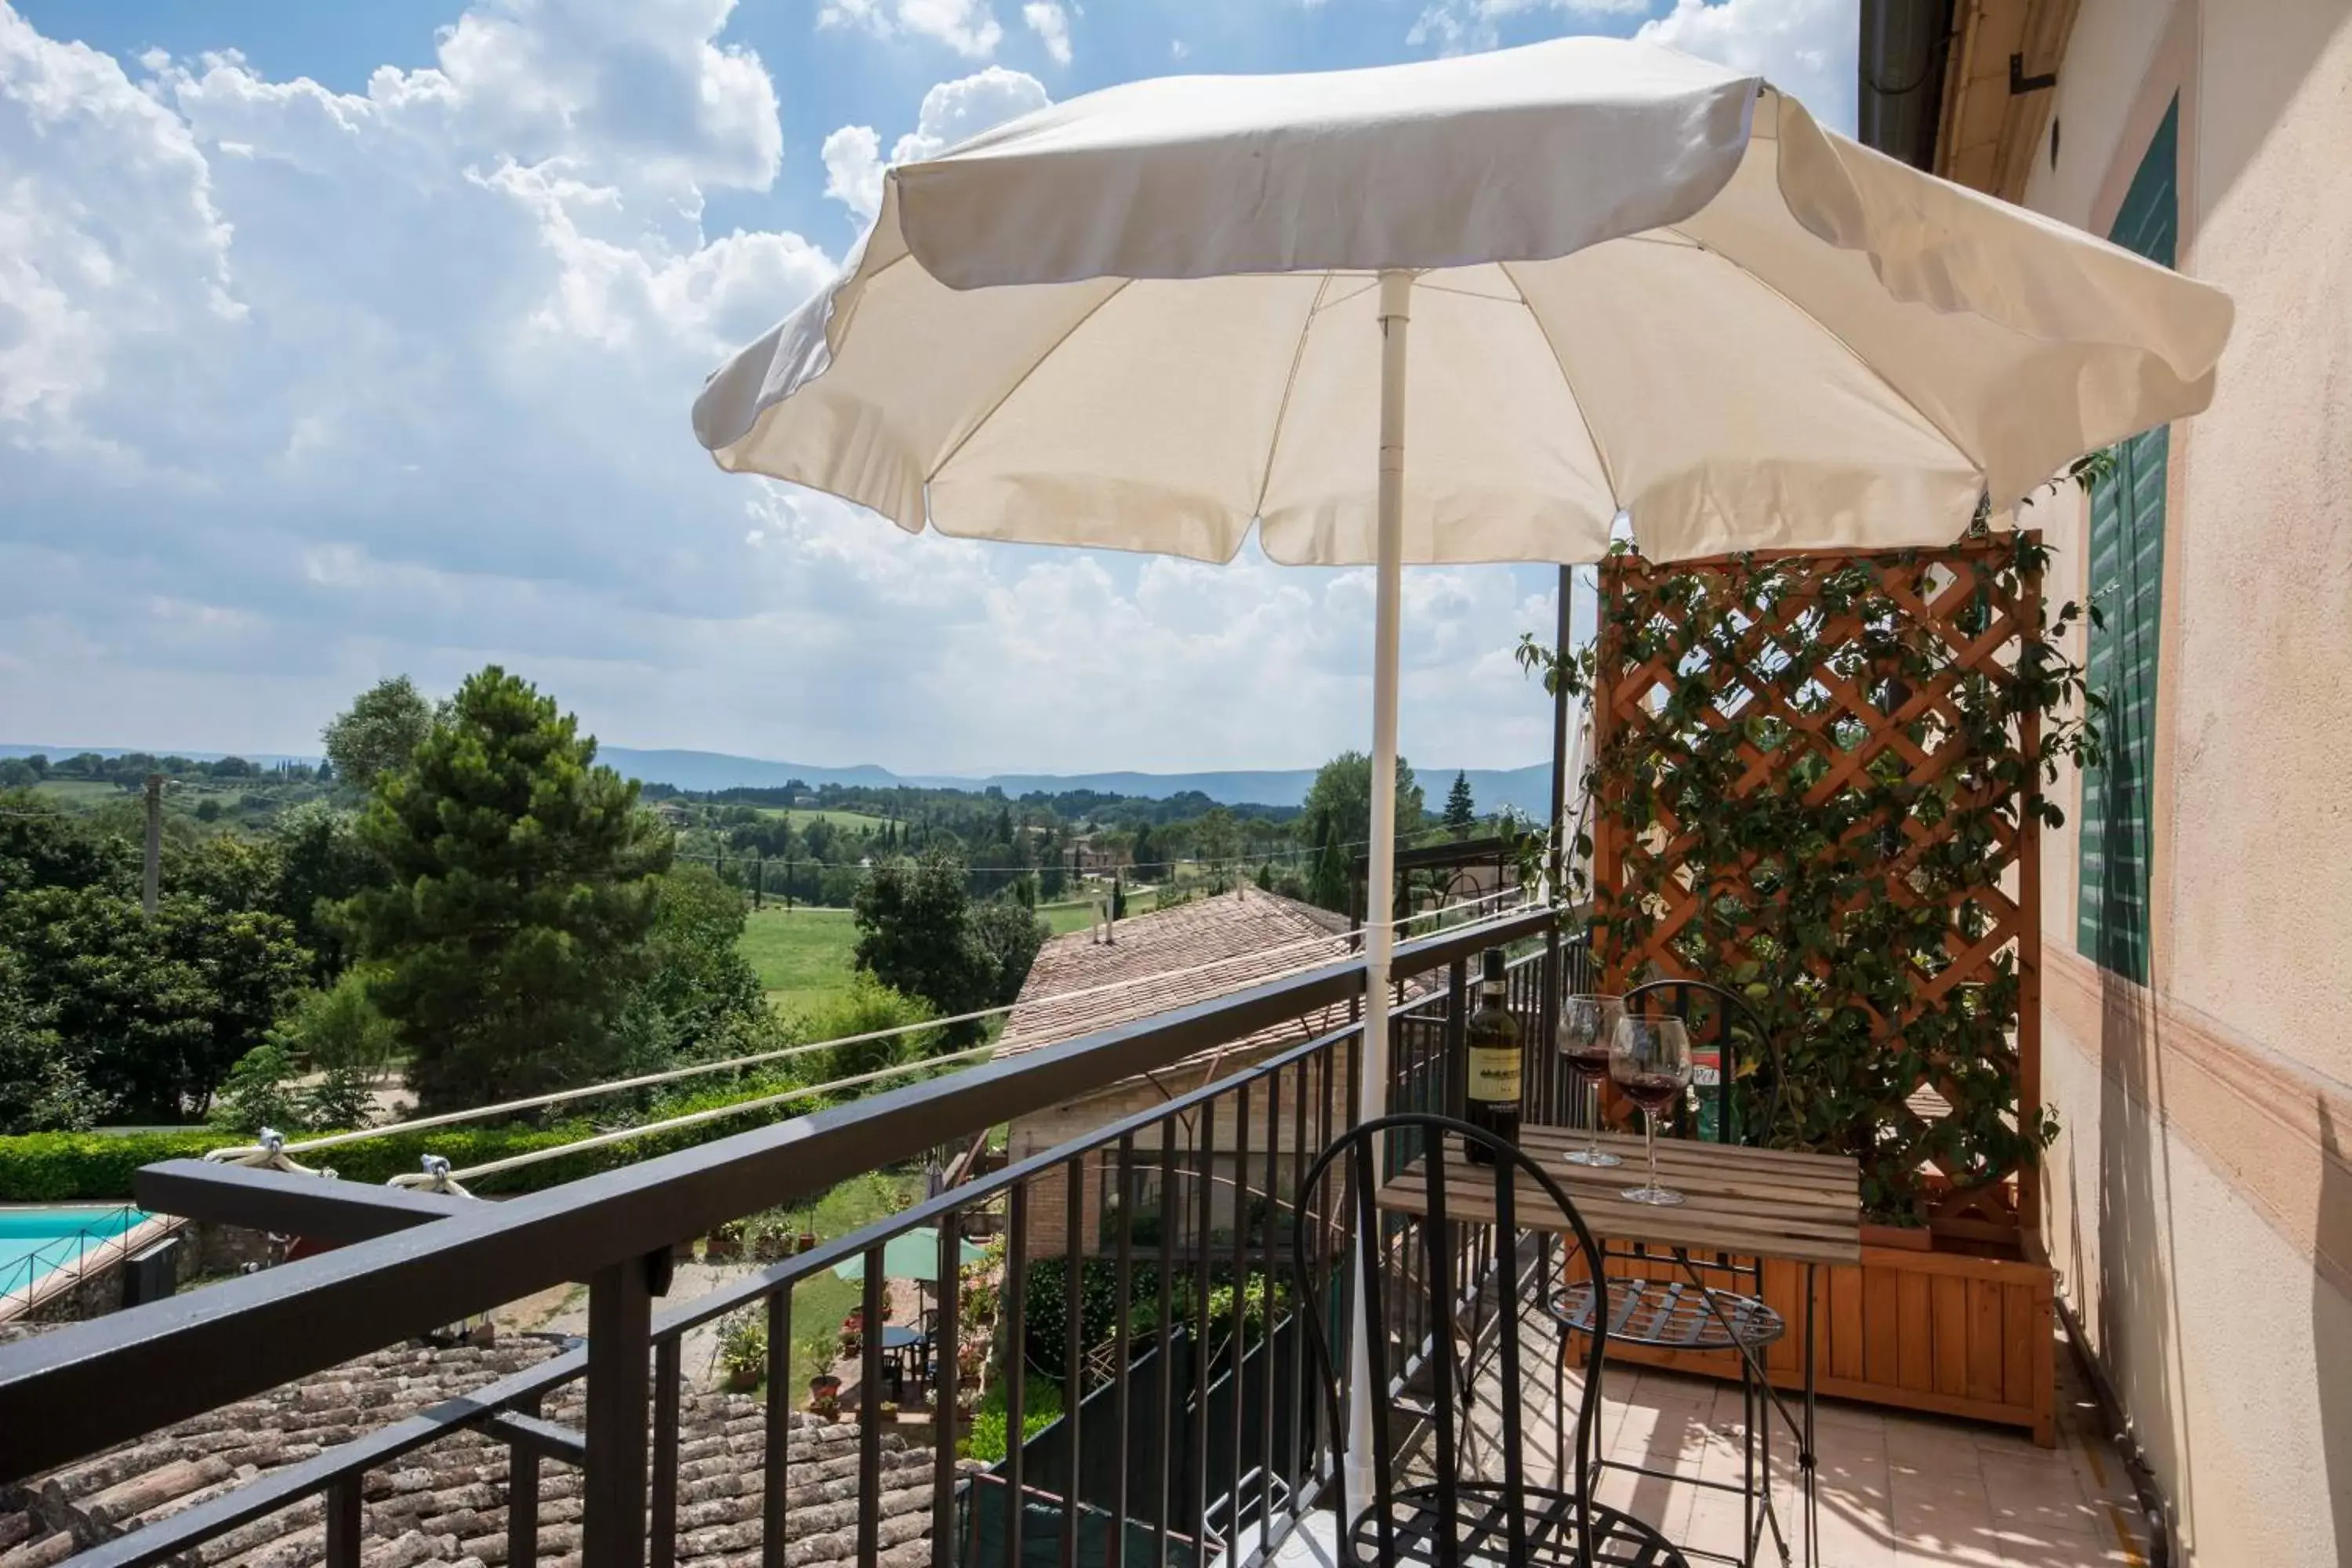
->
<box><xmin>18</xmin><ymin>1224</ymin><xmax>280</xmax><ymax>1327</ymax></box>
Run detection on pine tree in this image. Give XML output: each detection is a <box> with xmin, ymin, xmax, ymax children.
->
<box><xmin>1443</xmin><ymin>771</ymin><xmax>1478</xmax><ymax>837</ymax></box>
<box><xmin>339</xmin><ymin>666</ymin><xmax>671</xmax><ymax>1109</ymax></box>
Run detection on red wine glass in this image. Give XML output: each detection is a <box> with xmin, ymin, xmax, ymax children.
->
<box><xmin>1555</xmin><ymin>994</ymin><xmax>1624</xmax><ymax>1167</ymax></box>
<box><xmin>1610</xmin><ymin>1014</ymin><xmax>1692</xmax><ymax>1206</ymax></box>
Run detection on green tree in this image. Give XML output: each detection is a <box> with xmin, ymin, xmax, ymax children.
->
<box><xmin>626</xmin><ymin>864</ymin><xmax>765</xmax><ymax>1054</ymax></box>
<box><xmin>0</xmin><ymin>887</ymin><xmax>309</xmax><ymax>1122</ymax></box>
<box><xmin>969</xmin><ymin>895</ymin><xmax>1049</xmax><ymax>1007</ymax></box>
<box><xmin>851</xmin><ymin>851</ymin><xmax>1046</xmax><ymax>1048</ymax></box>
<box><xmin>0</xmin><ymin>946</ymin><xmax>100</xmax><ymax>1134</ymax></box>
<box><xmin>209</xmin><ymin>1043</ymin><xmax>307</xmax><ymax>1136</ymax></box>
<box><xmin>272</xmin><ymin>969</ymin><xmax>401</xmax><ymax>1080</ymax></box>
<box><xmin>851</xmin><ymin>851</ymin><xmax>991</xmax><ymax>1042</ymax></box>
<box><xmin>0</xmin><ymin>790</ymin><xmax>135</xmax><ymax>896</ymax></box>
<box><xmin>1196</xmin><ymin>806</ymin><xmax>1241</xmax><ymax>891</ymax></box>
<box><xmin>270</xmin><ymin>800</ymin><xmax>389</xmax><ymax>978</ymax></box>
<box><xmin>1301</xmin><ymin>750</ymin><xmax>1425</xmax><ymax>855</ymax></box>
<box><xmin>322</xmin><ymin>675</ymin><xmax>435</xmax><ymax>793</ymax></box>
<box><xmin>809</xmin><ymin>971</ymin><xmax>936</xmax><ymax>1081</ymax></box>
<box><xmin>339</xmin><ymin>666</ymin><xmax>672</xmax><ymax>1109</ymax></box>
<box><xmin>1442</xmin><ymin>771</ymin><xmax>1478</xmax><ymax>837</ymax></box>
<box><xmin>1306</xmin><ymin>808</ymin><xmax>1352</xmax><ymax>916</ymax></box>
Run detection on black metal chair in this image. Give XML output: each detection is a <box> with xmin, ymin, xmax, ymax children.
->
<box><xmin>1547</xmin><ymin>978</ymin><xmax>1801</xmax><ymax>1568</ymax></box>
<box><xmin>1294</xmin><ymin>1112</ymin><xmax>1690</xmax><ymax>1567</ymax></box>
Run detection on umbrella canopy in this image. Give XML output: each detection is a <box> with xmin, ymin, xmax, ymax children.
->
<box><xmin>693</xmin><ymin>36</ymin><xmax>2230</xmax><ymax>565</ymax></box>
<box><xmin>830</xmin><ymin>1227</ymin><xmax>986</xmax><ymax>1283</ymax></box>
<box><xmin>694</xmin><ymin>35</ymin><xmax>2230</xmax><ymax>1521</ymax></box>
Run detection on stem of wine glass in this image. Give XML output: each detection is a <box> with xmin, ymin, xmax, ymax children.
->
<box><xmin>1645</xmin><ymin>1109</ymin><xmax>1659</xmax><ymax>1196</ymax></box>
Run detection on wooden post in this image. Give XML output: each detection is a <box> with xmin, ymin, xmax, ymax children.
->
<box><xmin>2016</xmin><ymin>533</ymin><xmax>2045</xmax><ymax>1241</ymax></box>
<box><xmin>141</xmin><ymin>774</ymin><xmax>163</xmax><ymax>917</ymax></box>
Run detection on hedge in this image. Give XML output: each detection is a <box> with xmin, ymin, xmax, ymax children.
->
<box><xmin>0</xmin><ymin>1062</ymin><xmax>967</xmax><ymax>1203</ymax></box>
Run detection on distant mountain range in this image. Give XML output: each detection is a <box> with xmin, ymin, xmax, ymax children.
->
<box><xmin>1</xmin><ymin>742</ymin><xmax>1557</xmax><ymax>817</ymax></box>
<box><xmin>596</xmin><ymin>748</ymin><xmax>1557</xmax><ymax>817</ymax></box>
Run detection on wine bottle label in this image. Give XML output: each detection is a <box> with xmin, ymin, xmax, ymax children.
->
<box><xmin>1467</xmin><ymin>1045</ymin><xmax>1522</xmax><ymax>1102</ymax></box>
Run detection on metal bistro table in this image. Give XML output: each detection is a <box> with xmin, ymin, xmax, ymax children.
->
<box><xmin>1377</xmin><ymin>1125</ymin><xmax>1860</xmax><ymax>1568</ymax></box>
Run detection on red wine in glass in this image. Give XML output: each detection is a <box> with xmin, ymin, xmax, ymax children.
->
<box><xmin>1619</xmin><ymin>1071</ymin><xmax>1686</xmax><ymax>1115</ymax></box>
<box><xmin>1555</xmin><ymin>995</ymin><xmax>1624</xmax><ymax>1167</ymax></box>
<box><xmin>1610</xmin><ymin>1015</ymin><xmax>1693</xmax><ymax>1206</ymax></box>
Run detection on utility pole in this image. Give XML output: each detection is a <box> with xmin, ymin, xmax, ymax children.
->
<box><xmin>141</xmin><ymin>773</ymin><xmax>164</xmax><ymax>916</ymax></box>
<box><xmin>752</xmin><ymin>854</ymin><xmax>764</xmax><ymax>911</ymax></box>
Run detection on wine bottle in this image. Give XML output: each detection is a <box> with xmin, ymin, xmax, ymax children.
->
<box><xmin>1463</xmin><ymin>946</ymin><xmax>1522</xmax><ymax>1163</ymax></box>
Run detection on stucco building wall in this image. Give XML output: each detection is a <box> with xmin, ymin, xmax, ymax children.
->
<box><xmin>2011</xmin><ymin>3</ymin><xmax>2352</xmax><ymax>1561</ymax></box>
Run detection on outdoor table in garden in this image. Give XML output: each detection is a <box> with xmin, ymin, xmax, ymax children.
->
<box><xmin>1377</xmin><ymin>1125</ymin><xmax>1860</xmax><ymax>1566</ymax></box>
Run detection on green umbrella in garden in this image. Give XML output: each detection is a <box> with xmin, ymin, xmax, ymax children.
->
<box><xmin>831</xmin><ymin>1227</ymin><xmax>985</xmax><ymax>1282</ymax></box>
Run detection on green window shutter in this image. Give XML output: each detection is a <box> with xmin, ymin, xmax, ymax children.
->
<box><xmin>2076</xmin><ymin>98</ymin><xmax>2179</xmax><ymax>983</ymax></box>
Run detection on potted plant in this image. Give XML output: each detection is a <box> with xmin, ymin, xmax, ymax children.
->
<box><xmin>717</xmin><ymin>1310</ymin><xmax>766</xmax><ymax>1393</ymax></box>
<box><xmin>808</xmin><ymin>1387</ymin><xmax>840</xmax><ymax>1422</ymax></box>
<box><xmin>838</xmin><ymin>1308</ymin><xmax>863</xmax><ymax>1360</ymax></box>
<box><xmin>808</xmin><ymin>1372</ymin><xmax>842</xmax><ymax>1405</ymax></box>
<box><xmin>956</xmin><ymin>1342</ymin><xmax>983</xmax><ymax>1391</ymax></box>
<box><xmin>703</xmin><ymin>1219</ymin><xmax>745</xmax><ymax>1262</ymax></box>
<box><xmin>750</xmin><ymin>1214</ymin><xmax>789</xmax><ymax>1263</ymax></box>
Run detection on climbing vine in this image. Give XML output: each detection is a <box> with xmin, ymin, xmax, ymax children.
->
<box><xmin>1522</xmin><ymin>529</ymin><xmax>2101</xmax><ymax>1229</ymax></box>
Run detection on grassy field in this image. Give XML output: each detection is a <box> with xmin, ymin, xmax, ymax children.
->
<box><xmin>774</xmin><ymin>1167</ymin><xmax>928</xmax><ymax>1394</ymax></box>
<box><xmin>737</xmin><ymin>906</ymin><xmax>862</xmax><ymax>1016</ymax></box>
<box><xmin>28</xmin><ymin>779</ymin><xmax>127</xmax><ymax>804</ymax></box>
<box><xmin>747</xmin><ymin>806</ymin><xmax>895</xmax><ymax>833</ymax></box>
<box><xmin>1036</xmin><ymin>886</ymin><xmax>1164</xmax><ymax>935</ymax></box>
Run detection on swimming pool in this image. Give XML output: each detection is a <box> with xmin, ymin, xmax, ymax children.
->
<box><xmin>0</xmin><ymin>1206</ymin><xmax>148</xmax><ymax>1298</ymax></box>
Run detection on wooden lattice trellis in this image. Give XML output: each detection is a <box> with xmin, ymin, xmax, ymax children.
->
<box><xmin>1587</xmin><ymin>535</ymin><xmax>2048</xmax><ymax>1240</ymax></box>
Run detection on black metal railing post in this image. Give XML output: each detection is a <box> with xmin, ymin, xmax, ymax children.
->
<box><xmin>931</xmin><ymin>1215</ymin><xmax>962</xmax><ymax>1568</ymax></box>
<box><xmin>858</xmin><ymin>1247</ymin><xmax>885</xmax><ymax>1565</ymax></box>
<box><xmin>583</xmin><ymin>1251</ymin><xmax>656</xmax><ymax>1568</ymax></box>
<box><xmin>1443</xmin><ymin>956</ymin><xmax>1468</xmax><ymax>1122</ymax></box>
<box><xmin>1062</xmin><ymin>1158</ymin><xmax>1083</xmax><ymax>1568</ymax></box>
<box><xmin>762</xmin><ymin>1290</ymin><xmax>792</xmax><ymax>1568</ymax></box>
<box><xmin>1109</xmin><ymin>1134</ymin><xmax>1134</xmax><ymax>1568</ymax></box>
<box><xmin>508</xmin><ymin>1392</ymin><xmax>542</xmax><ymax>1568</ymax></box>
<box><xmin>324</xmin><ymin>1475</ymin><xmax>361</xmax><ymax>1568</ymax></box>
<box><xmin>649</xmin><ymin>1336</ymin><xmax>681</xmax><ymax>1568</ymax></box>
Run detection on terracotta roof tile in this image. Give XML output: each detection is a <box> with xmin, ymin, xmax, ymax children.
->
<box><xmin>0</xmin><ymin>1334</ymin><xmax>967</xmax><ymax>1568</ymax></box>
<box><xmin>996</xmin><ymin>886</ymin><xmax>1398</xmax><ymax>1076</ymax></box>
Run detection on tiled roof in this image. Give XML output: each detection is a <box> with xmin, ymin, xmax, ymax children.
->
<box><xmin>0</xmin><ymin>1335</ymin><xmax>959</xmax><ymax>1568</ymax></box>
<box><xmin>996</xmin><ymin>885</ymin><xmax>1379</xmax><ymax>1075</ymax></box>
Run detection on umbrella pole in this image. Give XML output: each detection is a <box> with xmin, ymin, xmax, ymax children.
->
<box><xmin>1345</xmin><ymin>267</ymin><xmax>1413</xmax><ymax>1525</ymax></box>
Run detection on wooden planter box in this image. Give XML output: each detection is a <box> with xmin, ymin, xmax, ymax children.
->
<box><xmin>1568</xmin><ymin>1227</ymin><xmax>2056</xmax><ymax>1446</ymax></box>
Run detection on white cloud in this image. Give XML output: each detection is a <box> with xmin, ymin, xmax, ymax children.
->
<box><xmin>1022</xmin><ymin>2</ymin><xmax>1073</xmax><ymax>64</ymax></box>
<box><xmin>0</xmin><ymin>0</ymin><xmax>1570</xmax><ymax>775</ymax></box>
<box><xmin>820</xmin><ymin>65</ymin><xmax>1051</xmax><ymax>221</ymax></box>
<box><xmin>817</xmin><ymin>0</ymin><xmax>1004</xmax><ymax>60</ymax></box>
<box><xmin>820</xmin><ymin>123</ymin><xmax>886</xmax><ymax>219</ymax></box>
<box><xmin>1170</xmin><ymin>39</ymin><xmax>1189</xmax><ymax>60</ymax></box>
<box><xmin>1637</xmin><ymin>0</ymin><xmax>1857</xmax><ymax>133</ymax></box>
<box><xmin>1407</xmin><ymin>0</ymin><xmax>1647</xmax><ymax>56</ymax></box>
<box><xmin>1403</xmin><ymin>0</ymin><xmax>1857</xmax><ymax>132</ymax></box>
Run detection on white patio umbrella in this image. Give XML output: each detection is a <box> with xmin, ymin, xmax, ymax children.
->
<box><xmin>691</xmin><ymin>35</ymin><xmax>2230</xmax><ymax>1511</ymax></box>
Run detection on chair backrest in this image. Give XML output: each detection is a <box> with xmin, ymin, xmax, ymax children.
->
<box><xmin>1621</xmin><ymin>977</ymin><xmax>1784</xmax><ymax>1147</ymax></box>
<box><xmin>1291</xmin><ymin>1112</ymin><xmax>1608</xmax><ymax>1566</ymax></box>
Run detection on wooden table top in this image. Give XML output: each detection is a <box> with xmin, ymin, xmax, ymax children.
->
<box><xmin>1374</xmin><ymin>1123</ymin><xmax>1863</xmax><ymax>1266</ymax></box>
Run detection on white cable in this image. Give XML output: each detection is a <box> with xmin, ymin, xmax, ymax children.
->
<box><xmin>423</xmin><ymin>892</ymin><xmax>1530</xmax><ymax>1186</ymax></box>
<box><xmin>220</xmin><ymin>887</ymin><xmax>1522</xmax><ymax>1163</ymax></box>
<box><xmin>413</xmin><ymin>1042</ymin><xmax>998</xmax><ymax>1185</ymax></box>
<box><xmin>212</xmin><ymin>887</ymin><xmax>1532</xmax><ymax>1183</ymax></box>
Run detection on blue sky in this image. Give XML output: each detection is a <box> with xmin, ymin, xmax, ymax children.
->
<box><xmin>0</xmin><ymin>0</ymin><xmax>1855</xmax><ymax>773</ymax></box>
